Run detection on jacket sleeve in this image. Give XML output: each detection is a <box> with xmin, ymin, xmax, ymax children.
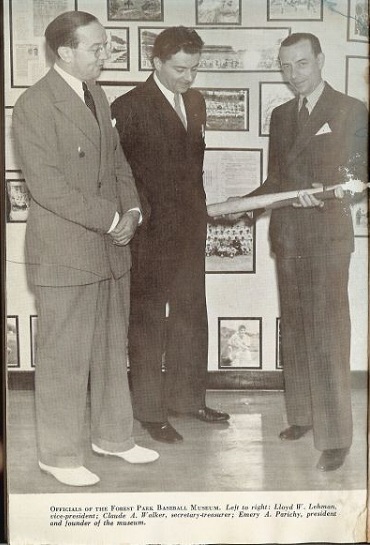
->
<box><xmin>13</xmin><ymin>91</ymin><xmax>117</xmax><ymax>234</ymax></box>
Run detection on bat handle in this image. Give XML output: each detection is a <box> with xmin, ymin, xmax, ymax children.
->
<box><xmin>266</xmin><ymin>189</ymin><xmax>337</xmax><ymax>210</ymax></box>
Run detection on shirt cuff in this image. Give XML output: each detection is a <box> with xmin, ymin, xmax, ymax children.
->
<box><xmin>107</xmin><ymin>212</ymin><xmax>120</xmax><ymax>233</ymax></box>
<box><xmin>128</xmin><ymin>207</ymin><xmax>143</xmax><ymax>225</ymax></box>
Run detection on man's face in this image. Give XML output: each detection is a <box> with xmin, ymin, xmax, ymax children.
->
<box><xmin>153</xmin><ymin>50</ymin><xmax>201</xmax><ymax>94</ymax></box>
<box><xmin>279</xmin><ymin>39</ymin><xmax>324</xmax><ymax>96</ymax></box>
<box><xmin>63</xmin><ymin>21</ymin><xmax>110</xmax><ymax>81</ymax></box>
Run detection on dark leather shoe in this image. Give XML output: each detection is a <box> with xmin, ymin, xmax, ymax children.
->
<box><xmin>195</xmin><ymin>407</ymin><xmax>230</xmax><ymax>423</ymax></box>
<box><xmin>279</xmin><ymin>425</ymin><xmax>312</xmax><ymax>441</ymax></box>
<box><xmin>316</xmin><ymin>448</ymin><xmax>349</xmax><ymax>472</ymax></box>
<box><xmin>141</xmin><ymin>421</ymin><xmax>183</xmax><ymax>443</ymax></box>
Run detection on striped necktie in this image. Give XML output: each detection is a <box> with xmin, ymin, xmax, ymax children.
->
<box><xmin>174</xmin><ymin>92</ymin><xmax>187</xmax><ymax>129</ymax></box>
<box><xmin>82</xmin><ymin>82</ymin><xmax>98</xmax><ymax>121</ymax></box>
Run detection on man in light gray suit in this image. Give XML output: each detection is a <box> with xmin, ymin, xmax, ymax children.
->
<box><xmin>13</xmin><ymin>11</ymin><xmax>158</xmax><ymax>487</ymax></box>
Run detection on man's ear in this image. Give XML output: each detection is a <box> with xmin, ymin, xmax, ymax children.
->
<box><xmin>317</xmin><ymin>52</ymin><xmax>325</xmax><ymax>70</ymax></box>
<box><xmin>57</xmin><ymin>46</ymin><xmax>73</xmax><ymax>64</ymax></box>
<box><xmin>153</xmin><ymin>57</ymin><xmax>162</xmax><ymax>72</ymax></box>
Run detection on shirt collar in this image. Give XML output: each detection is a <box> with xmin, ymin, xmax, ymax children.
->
<box><xmin>153</xmin><ymin>72</ymin><xmax>177</xmax><ymax>105</ymax></box>
<box><xmin>53</xmin><ymin>63</ymin><xmax>85</xmax><ymax>102</ymax></box>
<box><xmin>299</xmin><ymin>80</ymin><xmax>325</xmax><ymax>114</ymax></box>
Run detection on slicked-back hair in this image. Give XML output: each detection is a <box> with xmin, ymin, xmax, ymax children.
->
<box><xmin>45</xmin><ymin>11</ymin><xmax>98</xmax><ymax>57</ymax></box>
<box><xmin>151</xmin><ymin>26</ymin><xmax>204</xmax><ymax>62</ymax></box>
<box><xmin>280</xmin><ymin>33</ymin><xmax>322</xmax><ymax>57</ymax></box>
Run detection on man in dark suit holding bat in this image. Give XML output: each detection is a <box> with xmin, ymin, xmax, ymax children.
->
<box><xmin>112</xmin><ymin>27</ymin><xmax>229</xmax><ymax>444</ymax></box>
<box><xmin>13</xmin><ymin>11</ymin><xmax>159</xmax><ymax>487</ymax></box>
<box><xmin>223</xmin><ymin>33</ymin><xmax>368</xmax><ymax>471</ymax></box>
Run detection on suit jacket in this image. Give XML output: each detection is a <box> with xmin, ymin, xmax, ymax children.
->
<box><xmin>111</xmin><ymin>75</ymin><xmax>207</xmax><ymax>292</ymax></box>
<box><xmin>251</xmin><ymin>83</ymin><xmax>368</xmax><ymax>258</ymax></box>
<box><xmin>13</xmin><ymin>68</ymin><xmax>140</xmax><ymax>286</ymax></box>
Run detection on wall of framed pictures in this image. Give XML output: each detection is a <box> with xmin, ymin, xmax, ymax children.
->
<box><xmin>4</xmin><ymin>0</ymin><xmax>368</xmax><ymax>382</ymax></box>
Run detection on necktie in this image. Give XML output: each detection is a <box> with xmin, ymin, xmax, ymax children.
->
<box><xmin>174</xmin><ymin>92</ymin><xmax>187</xmax><ymax>129</ymax></box>
<box><xmin>297</xmin><ymin>96</ymin><xmax>309</xmax><ymax>132</ymax></box>
<box><xmin>82</xmin><ymin>82</ymin><xmax>97</xmax><ymax>121</ymax></box>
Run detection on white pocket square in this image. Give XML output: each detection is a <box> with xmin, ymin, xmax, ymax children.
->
<box><xmin>111</xmin><ymin>118</ymin><xmax>117</xmax><ymax>127</ymax></box>
<box><xmin>315</xmin><ymin>122</ymin><xmax>332</xmax><ymax>135</ymax></box>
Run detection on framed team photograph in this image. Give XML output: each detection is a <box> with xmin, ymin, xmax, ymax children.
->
<box><xmin>352</xmin><ymin>200</ymin><xmax>368</xmax><ymax>238</ymax></box>
<box><xmin>30</xmin><ymin>315</ymin><xmax>38</xmax><ymax>368</ymax></box>
<box><xmin>6</xmin><ymin>180</ymin><xmax>31</xmax><ymax>223</ymax></box>
<box><xmin>196</xmin><ymin>88</ymin><xmax>249</xmax><ymax>131</ymax></box>
<box><xmin>204</xmin><ymin>148</ymin><xmax>262</xmax><ymax>273</ymax></box>
<box><xmin>139</xmin><ymin>27</ymin><xmax>290</xmax><ymax>71</ymax></box>
<box><xmin>267</xmin><ymin>0</ymin><xmax>323</xmax><ymax>21</ymax></box>
<box><xmin>195</xmin><ymin>0</ymin><xmax>242</xmax><ymax>25</ymax></box>
<box><xmin>345</xmin><ymin>56</ymin><xmax>368</xmax><ymax>107</ymax></box>
<box><xmin>101</xmin><ymin>28</ymin><xmax>130</xmax><ymax>71</ymax></box>
<box><xmin>276</xmin><ymin>317</ymin><xmax>282</xmax><ymax>369</ymax></box>
<box><xmin>99</xmin><ymin>81</ymin><xmax>140</xmax><ymax>104</ymax></box>
<box><xmin>347</xmin><ymin>0</ymin><xmax>368</xmax><ymax>42</ymax></box>
<box><xmin>218</xmin><ymin>318</ymin><xmax>262</xmax><ymax>369</ymax></box>
<box><xmin>7</xmin><ymin>316</ymin><xmax>20</xmax><ymax>368</ymax></box>
<box><xmin>259</xmin><ymin>82</ymin><xmax>295</xmax><ymax>136</ymax></box>
<box><xmin>107</xmin><ymin>0</ymin><xmax>164</xmax><ymax>21</ymax></box>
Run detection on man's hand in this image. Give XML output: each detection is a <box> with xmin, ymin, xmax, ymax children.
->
<box><xmin>293</xmin><ymin>183</ymin><xmax>325</xmax><ymax>209</ymax></box>
<box><xmin>110</xmin><ymin>210</ymin><xmax>140</xmax><ymax>246</ymax></box>
<box><xmin>214</xmin><ymin>196</ymin><xmax>247</xmax><ymax>222</ymax></box>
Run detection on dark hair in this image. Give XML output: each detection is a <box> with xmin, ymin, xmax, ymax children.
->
<box><xmin>280</xmin><ymin>33</ymin><xmax>322</xmax><ymax>57</ymax></box>
<box><xmin>152</xmin><ymin>26</ymin><xmax>204</xmax><ymax>62</ymax></box>
<box><xmin>45</xmin><ymin>11</ymin><xmax>98</xmax><ymax>57</ymax></box>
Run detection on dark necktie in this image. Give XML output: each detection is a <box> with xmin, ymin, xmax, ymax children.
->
<box><xmin>82</xmin><ymin>82</ymin><xmax>97</xmax><ymax>121</ymax></box>
<box><xmin>174</xmin><ymin>92</ymin><xmax>187</xmax><ymax>129</ymax></box>
<box><xmin>297</xmin><ymin>97</ymin><xmax>309</xmax><ymax>132</ymax></box>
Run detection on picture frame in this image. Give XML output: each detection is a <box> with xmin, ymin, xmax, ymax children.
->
<box><xmin>7</xmin><ymin>316</ymin><xmax>20</xmax><ymax>368</ymax></box>
<box><xmin>107</xmin><ymin>0</ymin><xmax>164</xmax><ymax>21</ymax></box>
<box><xmin>345</xmin><ymin>56</ymin><xmax>368</xmax><ymax>107</ymax></box>
<box><xmin>218</xmin><ymin>317</ymin><xmax>262</xmax><ymax>369</ymax></box>
<box><xmin>101</xmin><ymin>28</ymin><xmax>130</xmax><ymax>71</ymax></box>
<box><xmin>259</xmin><ymin>81</ymin><xmax>295</xmax><ymax>136</ymax></box>
<box><xmin>99</xmin><ymin>81</ymin><xmax>140</xmax><ymax>104</ymax></box>
<box><xmin>276</xmin><ymin>317</ymin><xmax>282</xmax><ymax>369</ymax></box>
<box><xmin>195</xmin><ymin>0</ymin><xmax>242</xmax><ymax>25</ymax></box>
<box><xmin>6</xmin><ymin>179</ymin><xmax>31</xmax><ymax>223</ymax></box>
<box><xmin>204</xmin><ymin>148</ymin><xmax>262</xmax><ymax>274</ymax></box>
<box><xmin>352</xmin><ymin>200</ymin><xmax>368</xmax><ymax>238</ymax></box>
<box><xmin>267</xmin><ymin>0</ymin><xmax>323</xmax><ymax>21</ymax></box>
<box><xmin>196</xmin><ymin>88</ymin><xmax>249</xmax><ymax>131</ymax></box>
<box><xmin>30</xmin><ymin>315</ymin><xmax>38</xmax><ymax>368</ymax></box>
<box><xmin>139</xmin><ymin>27</ymin><xmax>291</xmax><ymax>72</ymax></box>
<box><xmin>347</xmin><ymin>0</ymin><xmax>368</xmax><ymax>42</ymax></box>
<box><xmin>9</xmin><ymin>0</ymin><xmax>77</xmax><ymax>87</ymax></box>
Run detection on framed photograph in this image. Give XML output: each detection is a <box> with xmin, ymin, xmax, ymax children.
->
<box><xmin>267</xmin><ymin>0</ymin><xmax>323</xmax><ymax>21</ymax></box>
<box><xmin>276</xmin><ymin>317</ymin><xmax>282</xmax><ymax>369</ymax></box>
<box><xmin>7</xmin><ymin>316</ymin><xmax>20</xmax><ymax>368</ymax></box>
<box><xmin>101</xmin><ymin>28</ymin><xmax>130</xmax><ymax>71</ymax></box>
<box><xmin>347</xmin><ymin>0</ymin><xmax>368</xmax><ymax>42</ymax></box>
<box><xmin>218</xmin><ymin>318</ymin><xmax>262</xmax><ymax>369</ymax></box>
<box><xmin>204</xmin><ymin>148</ymin><xmax>262</xmax><ymax>273</ymax></box>
<box><xmin>6</xmin><ymin>180</ymin><xmax>31</xmax><ymax>223</ymax></box>
<box><xmin>139</xmin><ymin>27</ymin><xmax>290</xmax><ymax>72</ymax></box>
<box><xmin>30</xmin><ymin>315</ymin><xmax>38</xmax><ymax>368</ymax></box>
<box><xmin>196</xmin><ymin>88</ymin><xmax>249</xmax><ymax>131</ymax></box>
<box><xmin>345</xmin><ymin>56</ymin><xmax>368</xmax><ymax>107</ymax></box>
<box><xmin>107</xmin><ymin>0</ymin><xmax>164</xmax><ymax>21</ymax></box>
<box><xmin>9</xmin><ymin>0</ymin><xmax>77</xmax><ymax>87</ymax></box>
<box><xmin>195</xmin><ymin>0</ymin><xmax>242</xmax><ymax>25</ymax></box>
<box><xmin>259</xmin><ymin>82</ymin><xmax>295</xmax><ymax>136</ymax></box>
<box><xmin>99</xmin><ymin>81</ymin><xmax>140</xmax><ymax>104</ymax></box>
<box><xmin>352</xmin><ymin>200</ymin><xmax>368</xmax><ymax>237</ymax></box>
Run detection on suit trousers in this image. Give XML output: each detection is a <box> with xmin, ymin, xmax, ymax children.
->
<box><xmin>34</xmin><ymin>274</ymin><xmax>134</xmax><ymax>467</ymax></box>
<box><xmin>128</xmin><ymin>252</ymin><xmax>208</xmax><ymax>422</ymax></box>
<box><xmin>276</xmin><ymin>253</ymin><xmax>353</xmax><ymax>451</ymax></box>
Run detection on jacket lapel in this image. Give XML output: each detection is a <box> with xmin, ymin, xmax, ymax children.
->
<box><xmin>46</xmin><ymin>69</ymin><xmax>101</xmax><ymax>149</ymax></box>
<box><xmin>146</xmin><ymin>75</ymin><xmax>188</xmax><ymax>133</ymax></box>
<box><xmin>287</xmin><ymin>83</ymin><xmax>337</xmax><ymax>164</ymax></box>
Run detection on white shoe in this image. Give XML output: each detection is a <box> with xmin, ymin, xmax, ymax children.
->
<box><xmin>38</xmin><ymin>461</ymin><xmax>100</xmax><ymax>487</ymax></box>
<box><xmin>92</xmin><ymin>443</ymin><xmax>159</xmax><ymax>464</ymax></box>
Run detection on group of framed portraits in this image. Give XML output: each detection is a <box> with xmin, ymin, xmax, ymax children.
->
<box><xmin>218</xmin><ymin>316</ymin><xmax>283</xmax><ymax>370</ymax></box>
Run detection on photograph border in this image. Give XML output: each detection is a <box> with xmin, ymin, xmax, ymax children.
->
<box><xmin>102</xmin><ymin>27</ymin><xmax>130</xmax><ymax>72</ymax></box>
<box><xmin>345</xmin><ymin>55</ymin><xmax>368</xmax><ymax>103</ymax></box>
<box><xmin>275</xmin><ymin>316</ymin><xmax>282</xmax><ymax>370</ymax></box>
<box><xmin>138</xmin><ymin>26</ymin><xmax>291</xmax><ymax>72</ymax></box>
<box><xmin>267</xmin><ymin>0</ymin><xmax>323</xmax><ymax>21</ymax></box>
<box><xmin>7</xmin><ymin>315</ymin><xmax>20</xmax><ymax>369</ymax></box>
<box><xmin>195</xmin><ymin>0</ymin><xmax>242</xmax><ymax>25</ymax></box>
<box><xmin>196</xmin><ymin>87</ymin><xmax>249</xmax><ymax>131</ymax></box>
<box><xmin>259</xmin><ymin>81</ymin><xmax>295</xmax><ymax>137</ymax></box>
<box><xmin>347</xmin><ymin>0</ymin><xmax>368</xmax><ymax>42</ymax></box>
<box><xmin>107</xmin><ymin>0</ymin><xmax>164</xmax><ymax>22</ymax></box>
<box><xmin>30</xmin><ymin>315</ymin><xmax>38</xmax><ymax>368</ymax></box>
<box><xmin>218</xmin><ymin>316</ymin><xmax>263</xmax><ymax>370</ymax></box>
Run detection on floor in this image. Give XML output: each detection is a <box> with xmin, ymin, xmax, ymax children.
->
<box><xmin>6</xmin><ymin>389</ymin><xmax>367</xmax><ymax>494</ymax></box>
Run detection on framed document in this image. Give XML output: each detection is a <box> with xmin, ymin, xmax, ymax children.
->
<box><xmin>259</xmin><ymin>82</ymin><xmax>295</xmax><ymax>136</ymax></box>
<box><xmin>347</xmin><ymin>0</ymin><xmax>368</xmax><ymax>42</ymax></box>
<box><xmin>267</xmin><ymin>0</ymin><xmax>323</xmax><ymax>21</ymax></box>
<box><xmin>99</xmin><ymin>81</ymin><xmax>139</xmax><ymax>104</ymax></box>
<box><xmin>345</xmin><ymin>56</ymin><xmax>369</xmax><ymax>106</ymax></box>
<box><xmin>101</xmin><ymin>27</ymin><xmax>130</xmax><ymax>71</ymax></box>
<box><xmin>218</xmin><ymin>317</ymin><xmax>262</xmax><ymax>369</ymax></box>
